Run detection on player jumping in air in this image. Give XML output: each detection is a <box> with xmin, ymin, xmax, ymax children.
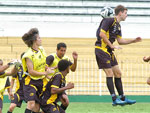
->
<box><xmin>95</xmin><ymin>5</ymin><xmax>141</xmax><ymax>106</ymax></box>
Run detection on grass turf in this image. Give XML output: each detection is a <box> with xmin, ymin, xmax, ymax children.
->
<box><xmin>3</xmin><ymin>102</ymin><xmax>150</xmax><ymax>113</ymax></box>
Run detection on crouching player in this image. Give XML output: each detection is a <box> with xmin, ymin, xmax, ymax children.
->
<box><xmin>40</xmin><ymin>60</ymin><xmax>74</xmax><ymax>113</ymax></box>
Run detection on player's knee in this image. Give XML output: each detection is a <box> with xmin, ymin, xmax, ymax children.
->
<box><xmin>113</xmin><ymin>70</ymin><xmax>122</xmax><ymax>78</ymax></box>
<box><xmin>116</xmin><ymin>72</ymin><xmax>122</xmax><ymax>78</ymax></box>
<box><xmin>0</xmin><ymin>108</ymin><xmax>2</xmax><ymax>113</ymax></box>
<box><xmin>9</xmin><ymin>104</ymin><xmax>16</xmax><ymax>112</ymax></box>
<box><xmin>27</xmin><ymin>101</ymin><xmax>35</xmax><ymax>110</ymax></box>
<box><xmin>105</xmin><ymin>70</ymin><xmax>114</xmax><ymax>77</ymax></box>
<box><xmin>63</xmin><ymin>100</ymin><xmax>69</xmax><ymax>107</ymax></box>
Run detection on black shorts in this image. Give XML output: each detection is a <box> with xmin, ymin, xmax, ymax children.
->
<box><xmin>24</xmin><ymin>76</ymin><xmax>48</xmax><ymax>102</ymax></box>
<box><xmin>0</xmin><ymin>98</ymin><xmax>2</xmax><ymax>109</ymax></box>
<box><xmin>11</xmin><ymin>93</ymin><xmax>24</xmax><ymax>107</ymax></box>
<box><xmin>41</xmin><ymin>103</ymin><xmax>65</xmax><ymax>113</ymax></box>
<box><xmin>95</xmin><ymin>48</ymin><xmax>118</xmax><ymax>69</ymax></box>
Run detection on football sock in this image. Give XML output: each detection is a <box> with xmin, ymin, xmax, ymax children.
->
<box><xmin>25</xmin><ymin>109</ymin><xmax>32</xmax><ymax>113</ymax></box>
<box><xmin>7</xmin><ymin>111</ymin><xmax>12</xmax><ymax>113</ymax></box>
<box><xmin>115</xmin><ymin>78</ymin><xmax>124</xmax><ymax>96</ymax></box>
<box><xmin>32</xmin><ymin>111</ymin><xmax>42</xmax><ymax>113</ymax></box>
<box><xmin>60</xmin><ymin>104</ymin><xmax>67</xmax><ymax>110</ymax></box>
<box><xmin>106</xmin><ymin>77</ymin><xmax>116</xmax><ymax>101</ymax></box>
<box><xmin>120</xmin><ymin>95</ymin><xmax>125</xmax><ymax>101</ymax></box>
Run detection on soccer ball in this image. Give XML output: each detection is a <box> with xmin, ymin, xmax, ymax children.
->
<box><xmin>100</xmin><ymin>6</ymin><xmax>114</xmax><ymax>18</ymax></box>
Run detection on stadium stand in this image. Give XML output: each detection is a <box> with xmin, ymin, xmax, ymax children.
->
<box><xmin>0</xmin><ymin>0</ymin><xmax>150</xmax><ymax>38</ymax></box>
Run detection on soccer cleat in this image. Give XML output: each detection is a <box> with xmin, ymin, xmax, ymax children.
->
<box><xmin>112</xmin><ymin>98</ymin><xmax>126</xmax><ymax>106</ymax></box>
<box><xmin>124</xmin><ymin>98</ymin><xmax>136</xmax><ymax>105</ymax></box>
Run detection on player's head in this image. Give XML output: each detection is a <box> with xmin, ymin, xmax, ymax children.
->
<box><xmin>0</xmin><ymin>59</ymin><xmax>3</xmax><ymax>66</ymax></box>
<box><xmin>58</xmin><ymin>60</ymin><xmax>70</xmax><ymax>73</ymax></box>
<box><xmin>115</xmin><ymin>5</ymin><xmax>127</xmax><ymax>21</ymax></box>
<box><xmin>56</xmin><ymin>42</ymin><xmax>67</xmax><ymax>58</ymax></box>
<box><xmin>22</xmin><ymin>28</ymin><xmax>41</xmax><ymax>47</ymax></box>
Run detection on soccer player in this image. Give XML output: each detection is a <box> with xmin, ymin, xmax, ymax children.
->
<box><xmin>143</xmin><ymin>56</ymin><xmax>150</xmax><ymax>85</ymax></box>
<box><xmin>95</xmin><ymin>5</ymin><xmax>142</xmax><ymax>105</ymax></box>
<box><xmin>7</xmin><ymin>52</ymin><xmax>25</xmax><ymax>113</ymax></box>
<box><xmin>40</xmin><ymin>60</ymin><xmax>74</xmax><ymax>113</ymax></box>
<box><xmin>0</xmin><ymin>59</ymin><xmax>19</xmax><ymax>113</ymax></box>
<box><xmin>0</xmin><ymin>77</ymin><xmax>10</xmax><ymax>113</ymax></box>
<box><xmin>21</xmin><ymin>28</ymin><xmax>53</xmax><ymax>113</ymax></box>
<box><xmin>46</xmin><ymin>42</ymin><xmax>78</xmax><ymax>110</ymax></box>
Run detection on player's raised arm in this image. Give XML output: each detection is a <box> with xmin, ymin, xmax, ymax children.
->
<box><xmin>70</xmin><ymin>51</ymin><xmax>78</xmax><ymax>72</ymax></box>
<box><xmin>143</xmin><ymin>56</ymin><xmax>150</xmax><ymax>62</ymax></box>
<box><xmin>5</xmin><ymin>66</ymin><xmax>18</xmax><ymax>76</ymax></box>
<box><xmin>117</xmin><ymin>37</ymin><xmax>142</xmax><ymax>45</ymax></box>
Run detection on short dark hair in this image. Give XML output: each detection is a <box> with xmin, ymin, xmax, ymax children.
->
<box><xmin>58</xmin><ymin>60</ymin><xmax>70</xmax><ymax>71</ymax></box>
<box><xmin>115</xmin><ymin>5</ymin><xmax>127</xmax><ymax>15</ymax></box>
<box><xmin>57</xmin><ymin>42</ymin><xmax>67</xmax><ymax>50</ymax></box>
<box><xmin>0</xmin><ymin>59</ymin><xmax>3</xmax><ymax>65</ymax></box>
<box><xmin>20</xmin><ymin>52</ymin><xmax>25</xmax><ymax>59</ymax></box>
<box><xmin>22</xmin><ymin>28</ymin><xmax>39</xmax><ymax>47</ymax></box>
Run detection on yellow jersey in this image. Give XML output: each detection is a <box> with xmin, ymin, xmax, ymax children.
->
<box><xmin>22</xmin><ymin>46</ymin><xmax>47</xmax><ymax>80</ymax></box>
<box><xmin>46</xmin><ymin>53</ymin><xmax>71</xmax><ymax>77</ymax></box>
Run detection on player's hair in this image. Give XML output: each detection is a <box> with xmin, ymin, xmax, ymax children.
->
<box><xmin>20</xmin><ymin>52</ymin><xmax>25</xmax><ymax>59</ymax></box>
<box><xmin>115</xmin><ymin>5</ymin><xmax>127</xmax><ymax>15</ymax></box>
<box><xmin>58</xmin><ymin>60</ymin><xmax>70</xmax><ymax>71</ymax></box>
<box><xmin>0</xmin><ymin>59</ymin><xmax>3</xmax><ymax>65</ymax></box>
<box><xmin>22</xmin><ymin>28</ymin><xmax>39</xmax><ymax>47</ymax></box>
<box><xmin>57</xmin><ymin>42</ymin><xmax>67</xmax><ymax>50</ymax></box>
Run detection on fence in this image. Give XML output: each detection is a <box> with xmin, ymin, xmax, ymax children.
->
<box><xmin>66</xmin><ymin>58</ymin><xmax>150</xmax><ymax>95</ymax></box>
<box><xmin>2</xmin><ymin>57</ymin><xmax>150</xmax><ymax>95</ymax></box>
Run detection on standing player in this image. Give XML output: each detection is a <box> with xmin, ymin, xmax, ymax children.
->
<box><xmin>95</xmin><ymin>5</ymin><xmax>142</xmax><ymax>105</ymax></box>
<box><xmin>0</xmin><ymin>59</ymin><xmax>19</xmax><ymax>113</ymax></box>
<box><xmin>7</xmin><ymin>52</ymin><xmax>25</xmax><ymax>113</ymax></box>
<box><xmin>21</xmin><ymin>28</ymin><xmax>53</xmax><ymax>113</ymax></box>
<box><xmin>46</xmin><ymin>42</ymin><xmax>78</xmax><ymax>110</ymax></box>
<box><xmin>40</xmin><ymin>60</ymin><xmax>74</xmax><ymax>113</ymax></box>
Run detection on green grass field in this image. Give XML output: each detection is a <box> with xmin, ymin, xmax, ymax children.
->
<box><xmin>3</xmin><ymin>102</ymin><xmax>150</xmax><ymax>113</ymax></box>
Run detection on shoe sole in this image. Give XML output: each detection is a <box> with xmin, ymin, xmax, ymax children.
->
<box><xmin>112</xmin><ymin>102</ymin><xmax>136</xmax><ymax>106</ymax></box>
<box><xmin>126</xmin><ymin>102</ymin><xmax>136</xmax><ymax>105</ymax></box>
<box><xmin>112</xmin><ymin>103</ymin><xmax>126</xmax><ymax>106</ymax></box>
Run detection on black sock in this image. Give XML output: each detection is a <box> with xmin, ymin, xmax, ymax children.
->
<box><xmin>60</xmin><ymin>104</ymin><xmax>67</xmax><ymax>110</ymax></box>
<box><xmin>25</xmin><ymin>109</ymin><xmax>32</xmax><ymax>113</ymax></box>
<box><xmin>115</xmin><ymin>77</ymin><xmax>125</xmax><ymax>101</ymax></box>
<box><xmin>32</xmin><ymin>111</ymin><xmax>42</xmax><ymax>113</ymax></box>
<box><xmin>120</xmin><ymin>95</ymin><xmax>125</xmax><ymax>101</ymax></box>
<box><xmin>7</xmin><ymin>111</ymin><xmax>12</xmax><ymax>113</ymax></box>
<box><xmin>106</xmin><ymin>77</ymin><xmax>116</xmax><ymax>101</ymax></box>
